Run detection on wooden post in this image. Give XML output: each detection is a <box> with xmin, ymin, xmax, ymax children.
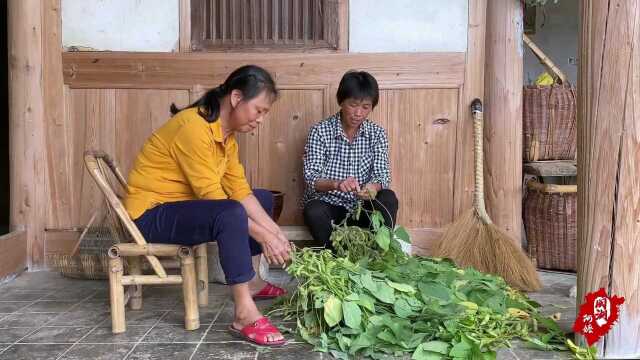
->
<box><xmin>8</xmin><ymin>0</ymin><xmax>48</xmax><ymax>269</ymax></box>
<box><xmin>578</xmin><ymin>0</ymin><xmax>640</xmax><ymax>357</ymax></box>
<box><xmin>194</xmin><ymin>244</ymin><xmax>209</xmax><ymax>306</ymax></box>
<box><xmin>179</xmin><ymin>248</ymin><xmax>200</xmax><ymax>331</ymax></box>
<box><xmin>483</xmin><ymin>0</ymin><xmax>524</xmax><ymax>243</ymax></box>
<box><xmin>127</xmin><ymin>257</ymin><xmax>143</xmax><ymax>310</ymax></box>
<box><xmin>108</xmin><ymin>255</ymin><xmax>126</xmax><ymax>334</ymax></box>
<box><xmin>454</xmin><ymin>0</ymin><xmax>487</xmax><ymax>220</ymax></box>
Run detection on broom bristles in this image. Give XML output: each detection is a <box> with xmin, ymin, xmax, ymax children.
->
<box><xmin>432</xmin><ymin>210</ymin><xmax>542</xmax><ymax>292</ymax></box>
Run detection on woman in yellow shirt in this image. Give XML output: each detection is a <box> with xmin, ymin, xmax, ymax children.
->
<box><xmin>125</xmin><ymin>65</ymin><xmax>291</xmax><ymax>346</ymax></box>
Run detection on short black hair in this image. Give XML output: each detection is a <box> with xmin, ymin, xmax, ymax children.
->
<box><xmin>336</xmin><ymin>71</ymin><xmax>379</xmax><ymax>108</ymax></box>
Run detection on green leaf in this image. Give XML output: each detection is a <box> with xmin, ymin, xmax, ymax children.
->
<box><xmin>362</xmin><ymin>272</ymin><xmax>378</xmax><ymax>293</ymax></box>
<box><xmin>419</xmin><ymin>282</ymin><xmax>452</xmax><ymax>303</ymax></box>
<box><xmin>357</xmin><ymin>294</ymin><xmax>376</xmax><ymax>313</ymax></box>
<box><xmin>412</xmin><ymin>343</ymin><xmax>446</xmax><ymax>360</ymax></box>
<box><xmin>371</xmin><ymin>211</ymin><xmax>383</xmax><ymax>231</ymax></box>
<box><xmin>343</xmin><ymin>301</ymin><xmax>362</xmax><ymax>329</ymax></box>
<box><xmin>349</xmin><ymin>333</ymin><xmax>376</xmax><ymax>354</ymax></box>
<box><xmin>386</xmin><ymin>280</ymin><xmax>416</xmax><ymax>293</ymax></box>
<box><xmin>345</xmin><ymin>293</ymin><xmax>360</xmax><ymax>302</ymax></box>
<box><xmin>405</xmin><ymin>333</ymin><xmax>428</xmax><ymax>349</ymax></box>
<box><xmin>335</xmin><ymin>332</ymin><xmax>352</xmax><ymax>353</ymax></box>
<box><xmin>421</xmin><ymin>341</ymin><xmax>450</xmax><ymax>355</ymax></box>
<box><xmin>449</xmin><ymin>337</ymin><xmax>472</xmax><ymax>359</ymax></box>
<box><xmin>371</xmin><ymin>282</ymin><xmax>396</xmax><ymax>304</ymax></box>
<box><xmin>375</xmin><ymin>227</ymin><xmax>391</xmax><ymax>251</ymax></box>
<box><xmin>393</xmin><ymin>298</ymin><xmax>415</xmax><ymax>318</ymax></box>
<box><xmin>329</xmin><ymin>350</ymin><xmax>350</xmax><ymax>360</ymax></box>
<box><xmin>323</xmin><ymin>296</ymin><xmax>343</xmax><ymax>327</ymax></box>
<box><xmin>394</xmin><ymin>227</ymin><xmax>411</xmax><ymax>243</ymax></box>
<box><xmin>443</xmin><ymin>320</ymin><xmax>458</xmax><ymax>333</ymax></box>
<box><xmin>450</xmin><ymin>343</ymin><xmax>471</xmax><ymax>359</ymax></box>
<box><xmin>377</xmin><ymin>329</ymin><xmax>398</xmax><ymax>344</ymax></box>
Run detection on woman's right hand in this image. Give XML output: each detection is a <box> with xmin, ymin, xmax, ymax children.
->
<box><xmin>338</xmin><ymin>177</ymin><xmax>361</xmax><ymax>193</ymax></box>
<box><xmin>259</xmin><ymin>232</ymin><xmax>291</xmax><ymax>266</ymax></box>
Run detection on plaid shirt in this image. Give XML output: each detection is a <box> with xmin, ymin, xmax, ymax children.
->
<box><xmin>303</xmin><ymin>112</ymin><xmax>391</xmax><ymax>210</ymax></box>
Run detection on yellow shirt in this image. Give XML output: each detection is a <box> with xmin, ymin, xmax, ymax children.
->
<box><xmin>124</xmin><ymin>108</ymin><xmax>252</xmax><ymax>220</ymax></box>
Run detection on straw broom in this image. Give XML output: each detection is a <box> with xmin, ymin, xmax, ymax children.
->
<box><xmin>432</xmin><ymin>99</ymin><xmax>542</xmax><ymax>292</ymax></box>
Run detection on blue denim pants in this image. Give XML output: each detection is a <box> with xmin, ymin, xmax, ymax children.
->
<box><xmin>134</xmin><ymin>189</ymin><xmax>273</xmax><ymax>285</ymax></box>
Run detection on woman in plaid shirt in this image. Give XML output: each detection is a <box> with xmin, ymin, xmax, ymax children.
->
<box><xmin>303</xmin><ymin>71</ymin><xmax>399</xmax><ymax>249</ymax></box>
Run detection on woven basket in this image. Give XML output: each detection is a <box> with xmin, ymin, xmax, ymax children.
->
<box><xmin>523</xmin><ymin>84</ymin><xmax>577</xmax><ymax>161</ymax></box>
<box><xmin>46</xmin><ymin>225</ymin><xmax>120</xmax><ymax>280</ymax></box>
<box><xmin>524</xmin><ymin>179</ymin><xmax>577</xmax><ymax>272</ymax></box>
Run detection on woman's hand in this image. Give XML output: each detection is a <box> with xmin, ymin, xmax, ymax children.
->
<box><xmin>338</xmin><ymin>177</ymin><xmax>361</xmax><ymax>193</ymax></box>
<box><xmin>258</xmin><ymin>231</ymin><xmax>292</xmax><ymax>266</ymax></box>
<box><xmin>356</xmin><ymin>184</ymin><xmax>378</xmax><ymax>200</ymax></box>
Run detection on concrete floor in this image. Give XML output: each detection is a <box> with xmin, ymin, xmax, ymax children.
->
<box><xmin>0</xmin><ymin>269</ymin><xmax>576</xmax><ymax>359</ymax></box>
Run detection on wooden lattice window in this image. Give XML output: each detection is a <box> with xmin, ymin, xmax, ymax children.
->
<box><xmin>190</xmin><ymin>0</ymin><xmax>343</xmax><ymax>51</ymax></box>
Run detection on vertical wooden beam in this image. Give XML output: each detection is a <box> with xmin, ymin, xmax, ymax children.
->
<box><xmin>8</xmin><ymin>0</ymin><xmax>48</xmax><ymax>269</ymax></box>
<box><xmin>578</xmin><ymin>0</ymin><xmax>640</xmax><ymax>357</ymax></box>
<box><xmin>483</xmin><ymin>0</ymin><xmax>523</xmax><ymax>242</ymax></box>
<box><xmin>454</xmin><ymin>0</ymin><xmax>487</xmax><ymax>219</ymax></box>
<box><xmin>42</xmin><ymin>0</ymin><xmax>71</xmax><ymax>231</ymax></box>
<box><xmin>337</xmin><ymin>0</ymin><xmax>349</xmax><ymax>51</ymax></box>
<box><xmin>180</xmin><ymin>0</ymin><xmax>192</xmax><ymax>52</ymax></box>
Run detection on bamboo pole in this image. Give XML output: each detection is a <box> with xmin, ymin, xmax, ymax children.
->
<box><xmin>121</xmin><ymin>275</ymin><xmax>183</xmax><ymax>286</ymax></box>
<box><xmin>526</xmin><ymin>181</ymin><xmax>577</xmax><ymax>194</ymax></box>
<box><xmin>127</xmin><ymin>257</ymin><xmax>143</xmax><ymax>310</ymax></box>
<box><xmin>108</xmin><ymin>256</ymin><xmax>126</xmax><ymax>334</ymax></box>
<box><xmin>578</xmin><ymin>0</ymin><xmax>640</xmax><ymax>357</ymax></box>
<box><xmin>483</xmin><ymin>0</ymin><xmax>524</xmax><ymax>243</ymax></box>
<box><xmin>180</xmin><ymin>248</ymin><xmax>200</xmax><ymax>331</ymax></box>
<box><xmin>8</xmin><ymin>0</ymin><xmax>48</xmax><ymax>269</ymax></box>
<box><xmin>113</xmin><ymin>243</ymin><xmax>182</xmax><ymax>257</ymax></box>
<box><xmin>194</xmin><ymin>244</ymin><xmax>209</xmax><ymax>306</ymax></box>
<box><xmin>523</xmin><ymin>34</ymin><xmax>567</xmax><ymax>84</ymax></box>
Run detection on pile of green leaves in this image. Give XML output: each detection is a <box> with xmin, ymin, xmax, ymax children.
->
<box><xmin>272</xmin><ymin>204</ymin><xmax>575</xmax><ymax>359</ymax></box>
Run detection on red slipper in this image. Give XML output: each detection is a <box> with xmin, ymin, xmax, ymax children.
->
<box><xmin>229</xmin><ymin>317</ymin><xmax>287</xmax><ymax>347</ymax></box>
<box><xmin>253</xmin><ymin>283</ymin><xmax>287</xmax><ymax>300</ymax></box>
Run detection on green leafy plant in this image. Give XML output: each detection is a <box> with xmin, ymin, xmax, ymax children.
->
<box><xmin>272</xmin><ymin>201</ymin><xmax>582</xmax><ymax>359</ymax></box>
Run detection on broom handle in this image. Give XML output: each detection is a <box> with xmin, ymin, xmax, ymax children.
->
<box><xmin>471</xmin><ymin>99</ymin><xmax>492</xmax><ymax>225</ymax></box>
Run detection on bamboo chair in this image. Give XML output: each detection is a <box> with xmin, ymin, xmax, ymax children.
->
<box><xmin>84</xmin><ymin>150</ymin><xmax>209</xmax><ymax>334</ymax></box>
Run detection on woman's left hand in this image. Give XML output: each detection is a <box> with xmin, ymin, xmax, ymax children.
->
<box><xmin>356</xmin><ymin>184</ymin><xmax>378</xmax><ymax>200</ymax></box>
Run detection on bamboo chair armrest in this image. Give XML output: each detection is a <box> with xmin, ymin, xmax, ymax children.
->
<box><xmin>110</xmin><ymin>243</ymin><xmax>191</xmax><ymax>258</ymax></box>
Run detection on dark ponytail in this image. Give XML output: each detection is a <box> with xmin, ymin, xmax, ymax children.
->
<box><xmin>170</xmin><ymin>65</ymin><xmax>278</xmax><ymax>123</ymax></box>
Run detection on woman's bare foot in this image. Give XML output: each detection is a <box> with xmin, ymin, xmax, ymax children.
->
<box><xmin>232</xmin><ymin>298</ymin><xmax>284</xmax><ymax>343</ymax></box>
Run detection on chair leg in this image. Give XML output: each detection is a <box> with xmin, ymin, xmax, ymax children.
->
<box><xmin>108</xmin><ymin>254</ymin><xmax>126</xmax><ymax>334</ymax></box>
<box><xmin>127</xmin><ymin>256</ymin><xmax>143</xmax><ymax>310</ymax></box>
<box><xmin>194</xmin><ymin>244</ymin><xmax>209</xmax><ymax>306</ymax></box>
<box><xmin>179</xmin><ymin>247</ymin><xmax>200</xmax><ymax>331</ymax></box>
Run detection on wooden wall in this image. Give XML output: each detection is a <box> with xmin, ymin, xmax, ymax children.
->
<box><xmin>52</xmin><ymin>51</ymin><xmax>476</xmax><ymax>253</ymax></box>
<box><xmin>31</xmin><ymin>1</ymin><xmax>488</xmax><ymax>264</ymax></box>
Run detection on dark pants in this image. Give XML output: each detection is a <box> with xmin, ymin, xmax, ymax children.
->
<box><xmin>303</xmin><ymin>189</ymin><xmax>399</xmax><ymax>248</ymax></box>
<box><xmin>134</xmin><ymin>189</ymin><xmax>273</xmax><ymax>285</ymax></box>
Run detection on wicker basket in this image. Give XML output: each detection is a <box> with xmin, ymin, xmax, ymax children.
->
<box><xmin>523</xmin><ymin>84</ymin><xmax>577</xmax><ymax>161</ymax></box>
<box><xmin>46</xmin><ymin>225</ymin><xmax>120</xmax><ymax>280</ymax></box>
<box><xmin>522</xmin><ymin>34</ymin><xmax>577</xmax><ymax>162</ymax></box>
<box><xmin>524</xmin><ymin>179</ymin><xmax>577</xmax><ymax>271</ymax></box>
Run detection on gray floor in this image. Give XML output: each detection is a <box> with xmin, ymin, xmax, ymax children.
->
<box><xmin>0</xmin><ymin>269</ymin><xmax>576</xmax><ymax>360</ymax></box>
